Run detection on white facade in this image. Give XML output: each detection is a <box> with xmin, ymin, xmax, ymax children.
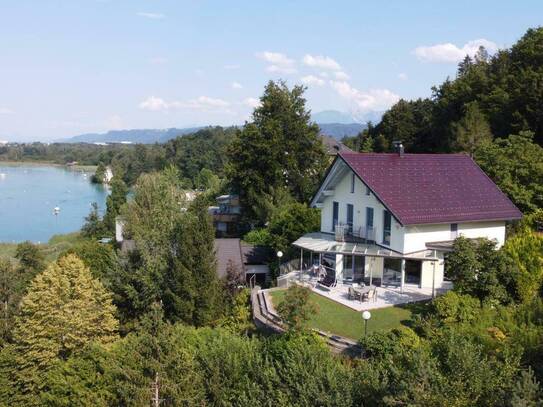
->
<box><xmin>310</xmin><ymin>160</ymin><xmax>508</xmax><ymax>289</ymax></box>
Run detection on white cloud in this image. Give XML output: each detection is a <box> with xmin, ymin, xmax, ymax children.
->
<box><xmin>243</xmin><ymin>97</ymin><xmax>261</xmax><ymax>108</ymax></box>
<box><xmin>139</xmin><ymin>96</ymin><xmax>169</xmax><ymax>111</ymax></box>
<box><xmin>303</xmin><ymin>54</ymin><xmax>341</xmax><ymax>70</ymax></box>
<box><xmin>329</xmin><ymin>80</ymin><xmax>400</xmax><ymax>112</ymax></box>
<box><xmin>414</xmin><ymin>39</ymin><xmax>498</xmax><ymax>63</ymax></box>
<box><xmin>398</xmin><ymin>73</ymin><xmax>408</xmax><ymax>80</ymax></box>
<box><xmin>256</xmin><ymin>51</ymin><xmax>296</xmax><ymax>74</ymax></box>
<box><xmin>139</xmin><ymin>96</ymin><xmax>230</xmax><ymax>112</ymax></box>
<box><xmin>300</xmin><ymin>75</ymin><xmax>325</xmax><ymax>86</ymax></box>
<box><xmin>319</xmin><ymin>72</ymin><xmax>329</xmax><ymax>78</ymax></box>
<box><xmin>231</xmin><ymin>81</ymin><xmax>243</xmax><ymax>89</ymax></box>
<box><xmin>334</xmin><ymin>71</ymin><xmax>350</xmax><ymax>80</ymax></box>
<box><xmin>137</xmin><ymin>12</ymin><xmax>165</xmax><ymax>19</ymax></box>
<box><xmin>0</xmin><ymin>107</ymin><xmax>14</xmax><ymax>115</ymax></box>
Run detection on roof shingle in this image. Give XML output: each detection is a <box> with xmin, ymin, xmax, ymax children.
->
<box><xmin>339</xmin><ymin>151</ymin><xmax>522</xmax><ymax>225</ymax></box>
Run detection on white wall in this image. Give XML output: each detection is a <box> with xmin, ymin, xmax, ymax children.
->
<box><xmin>404</xmin><ymin>220</ymin><xmax>506</xmax><ymax>253</ymax></box>
<box><xmin>420</xmin><ymin>252</ymin><xmax>445</xmax><ymax>289</ymax></box>
<box><xmin>320</xmin><ymin>169</ymin><xmax>404</xmax><ymax>252</ymax></box>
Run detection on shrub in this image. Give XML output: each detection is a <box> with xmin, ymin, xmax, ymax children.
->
<box><xmin>431</xmin><ymin>291</ymin><xmax>480</xmax><ymax>323</ymax></box>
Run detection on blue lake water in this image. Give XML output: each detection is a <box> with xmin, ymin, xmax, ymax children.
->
<box><xmin>0</xmin><ymin>164</ymin><xmax>109</xmax><ymax>243</ymax></box>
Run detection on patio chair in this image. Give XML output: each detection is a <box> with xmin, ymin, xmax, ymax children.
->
<box><xmin>366</xmin><ymin>287</ymin><xmax>377</xmax><ymax>302</ymax></box>
<box><xmin>348</xmin><ymin>286</ymin><xmax>359</xmax><ymax>301</ymax></box>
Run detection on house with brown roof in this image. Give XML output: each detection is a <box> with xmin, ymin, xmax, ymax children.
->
<box><xmin>214</xmin><ymin>238</ymin><xmax>272</xmax><ymax>285</ymax></box>
<box><xmin>287</xmin><ymin>143</ymin><xmax>522</xmax><ymax>302</ymax></box>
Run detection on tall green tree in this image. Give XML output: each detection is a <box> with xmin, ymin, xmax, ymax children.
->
<box><xmin>81</xmin><ymin>202</ymin><xmax>105</xmax><ymax>238</ymax></box>
<box><xmin>227</xmin><ymin>80</ymin><xmax>327</xmax><ymax>224</ymax></box>
<box><xmin>10</xmin><ymin>254</ymin><xmax>118</xmax><ymax>404</ymax></box>
<box><xmin>453</xmin><ymin>101</ymin><xmax>493</xmax><ymax>156</ymax></box>
<box><xmin>163</xmin><ymin>198</ymin><xmax>221</xmax><ymax>326</ymax></box>
<box><xmin>102</xmin><ymin>176</ymin><xmax>128</xmax><ymax>233</ymax></box>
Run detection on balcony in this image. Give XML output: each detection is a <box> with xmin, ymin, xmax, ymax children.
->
<box><xmin>334</xmin><ymin>223</ymin><xmax>375</xmax><ymax>243</ymax></box>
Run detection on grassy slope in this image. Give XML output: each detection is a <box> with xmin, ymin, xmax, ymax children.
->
<box><xmin>0</xmin><ymin>232</ymin><xmax>83</xmax><ymax>264</ymax></box>
<box><xmin>270</xmin><ymin>289</ymin><xmax>420</xmax><ymax>340</ymax></box>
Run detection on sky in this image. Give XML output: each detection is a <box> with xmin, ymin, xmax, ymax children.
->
<box><xmin>0</xmin><ymin>1</ymin><xmax>542</xmax><ymax>141</ymax></box>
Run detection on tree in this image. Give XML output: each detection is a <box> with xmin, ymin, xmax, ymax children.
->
<box><xmin>11</xmin><ymin>254</ymin><xmax>118</xmax><ymax>402</ymax></box>
<box><xmin>102</xmin><ymin>176</ymin><xmax>128</xmax><ymax>233</ymax></box>
<box><xmin>453</xmin><ymin>101</ymin><xmax>493</xmax><ymax>156</ymax></box>
<box><xmin>503</xmin><ymin>231</ymin><xmax>543</xmax><ymax>303</ymax></box>
<box><xmin>123</xmin><ymin>167</ymin><xmax>186</xmax><ymax>274</ymax></box>
<box><xmin>15</xmin><ymin>241</ymin><xmax>45</xmax><ymax>275</ymax></box>
<box><xmin>1</xmin><ymin>243</ymin><xmax>46</xmax><ymax>343</ymax></box>
<box><xmin>227</xmin><ymin>80</ymin><xmax>327</xmax><ymax>224</ymax></box>
<box><xmin>81</xmin><ymin>202</ymin><xmax>105</xmax><ymax>238</ymax></box>
<box><xmin>163</xmin><ymin>199</ymin><xmax>221</xmax><ymax>326</ymax></box>
<box><xmin>277</xmin><ymin>284</ymin><xmax>318</xmax><ymax>332</ymax></box>
<box><xmin>224</xmin><ymin>259</ymin><xmax>246</xmax><ymax>299</ymax></box>
<box><xmin>62</xmin><ymin>240</ymin><xmax>119</xmax><ymax>284</ymax></box>
<box><xmin>195</xmin><ymin>168</ymin><xmax>220</xmax><ymax>191</ymax></box>
<box><xmin>474</xmin><ymin>132</ymin><xmax>543</xmax><ymax>213</ymax></box>
<box><xmin>446</xmin><ymin>237</ymin><xmax>513</xmax><ymax>304</ymax></box>
<box><xmin>267</xmin><ymin>202</ymin><xmax>320</xmax><ymax>256</ymax></box>
<box><xmin>510</xmin><ymin>368</ymin><xmax>542</xmax><ymax>407</ymax></box>
<box><xmin>92</xmin><ymin>162</ymin><xmax>106</xmax><ymax>184</ymax></box>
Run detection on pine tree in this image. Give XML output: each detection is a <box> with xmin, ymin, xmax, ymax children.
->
<box><xmin>12</xmin><ymin>254</ymin><xmax>118</xmax><ymax>401</ymax></box>
<box><xmin>163</xmin><ymin>199</ymin><xmax>221</xmax><ymax>326</ymax></box>
<box><xmin>453</xmin><ymin>101</ymin><xmax>493</xmax><ymax>156</ymax></box>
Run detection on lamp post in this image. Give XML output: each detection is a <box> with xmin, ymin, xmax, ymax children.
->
<box><xmin>362</xmin><ymin>310</ymin><xmax>371</xmax><ymax>338</ymax></box>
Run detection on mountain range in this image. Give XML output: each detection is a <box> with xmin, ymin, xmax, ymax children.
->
<box><xmin>57</xmin><ymin>110</ymin><xmax>376</xmax><ymax>144</ymax></box>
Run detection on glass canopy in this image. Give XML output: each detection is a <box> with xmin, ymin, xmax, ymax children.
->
<box><xmin>292</xmin><ymin>232</ymin><xmax>438</xmax><ymax>261</ymax></box>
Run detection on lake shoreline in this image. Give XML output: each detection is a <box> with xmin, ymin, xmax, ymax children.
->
<box><xmin>0</xmin><ymin>160</ymin><xmax>97</xmax><ymax>172</ymax></box>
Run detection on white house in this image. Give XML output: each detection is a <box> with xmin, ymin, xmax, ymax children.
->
<box><xmin>292</xmin><ymin>146</ymin><xmax>522</xmax><ymax>292</ymax></box>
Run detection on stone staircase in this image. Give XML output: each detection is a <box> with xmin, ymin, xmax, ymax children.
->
<box><xmin>251</xmin><ymin>287</ymin><xmax>362</xmax><ymax>357</ymax></box>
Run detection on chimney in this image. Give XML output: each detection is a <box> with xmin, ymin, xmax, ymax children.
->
<box><xmin>393</xmin><ymin>140</ymin><xmax>404</xmax><ymax>157</ymax></box>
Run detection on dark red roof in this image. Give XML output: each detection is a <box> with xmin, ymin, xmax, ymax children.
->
<box><xmin>339</xmin><ymin>152</ymin><xmax>522</xmax><ymax>225</ymax></box>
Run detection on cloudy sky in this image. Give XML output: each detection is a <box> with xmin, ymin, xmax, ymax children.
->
<box><xmin>0</xmin><ymin>0</ymin><xmax>541</xmax><ymax>141</ymax></box>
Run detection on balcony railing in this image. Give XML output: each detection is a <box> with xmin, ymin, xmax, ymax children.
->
<box><xmin>335</xmin><ymin>223</ymin><xmax>375</xmax><ymax>242</ymax></box>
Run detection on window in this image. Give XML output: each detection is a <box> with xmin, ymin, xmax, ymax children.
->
<box><xmin>346</xmin><ymin>204</ymin><xmax>354</xmax><ymax>233</ymax></box>
<box><xmin>365</xmin><ymin>186</ymin><xmax>370</xmax><ymax>196</ymax></box>
<box><xmin>332</xmin><ymin>201</ymin><xmax>339</xmax><ymax>231</ymax></box>
<box><xmin>383</xmin><ymin>210</ymin><xmax>391</xmax><ymax>245</ymax></box>
<box><xmin>350</xmin><ymin>173</ymin><xmax>355</xmax><ymax>193</ymax></box>
<box><xmin>365</xmin><ymin>207</ymin><xmax>374</xmax><ymax>241</ymax></box>
<box><xmin>450</xmin><ymin>223</ymin><xmax>458</xmax><ymax>239</ymax></box>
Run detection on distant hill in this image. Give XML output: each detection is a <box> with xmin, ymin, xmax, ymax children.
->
<box><xmin>318</xmin><ymin>123</ymin><xmax>367</xmax><ymax>139</ymax></box>
<box><xmin>59</xmin><ymin>127</ymin><xmax>205</xmax><ymax>144</ymax></box>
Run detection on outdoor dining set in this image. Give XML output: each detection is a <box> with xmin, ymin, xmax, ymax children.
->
<box><xmin>348</xmin><ymin>285</ymin><xmax>377</xmax><ymax>303</ymax></box>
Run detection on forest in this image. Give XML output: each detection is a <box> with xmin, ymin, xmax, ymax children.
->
<box><xmin>0</xmin><ymin>27</ymin><xmax>543</xmax><ymax>406</ymax></box>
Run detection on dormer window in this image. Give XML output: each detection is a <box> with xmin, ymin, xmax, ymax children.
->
<box><xmin>350</xmin><ymin>173</ymin><xmax>355</xmax><ymax>193</ymax></box>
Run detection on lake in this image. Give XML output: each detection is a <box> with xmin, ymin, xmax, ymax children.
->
<box><xmin>0</xmin><ymin>164</ymin><xmax>109</xmax><ymax>243</ymax></box>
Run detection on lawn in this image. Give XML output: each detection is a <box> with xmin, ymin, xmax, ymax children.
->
<box><xmin>270</xmin><ymin>289</ymin><xmax>422</xmax><ymax>341</ymax></box>
<box><xmin>0</xmin><ymin>232</ymin><xmax>84</xmax><ymax>264</ymax></box>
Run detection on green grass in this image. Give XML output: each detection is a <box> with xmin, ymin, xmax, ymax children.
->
<box><xmin>270</xmin><ymin>289</ymin><xmax>422</xmax><ymax>340</ymax></box>
<box><xmin>0</xmin><ymin>232</ymin><xmax>84</xmax><ymax>264</ymax></box>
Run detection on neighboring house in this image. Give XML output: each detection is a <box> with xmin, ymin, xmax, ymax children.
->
<box><xmin>208</xmin><ymin>194</ymin><xmax>241</xmax><ymax>237</ymax></box>
<box><xmin>293</xmin><ymin>145</ymin><xmax>522</xmax><ymax>291</ymax></box>
<box><xmin>214</xmin><ymin>238</ymin><xmax>272</xmax><ymax>285</ymax></box>
<box><xmin>320</xmin><ymin>135</ymin><xmax>352</xmax><ymax>156</ymax></box>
